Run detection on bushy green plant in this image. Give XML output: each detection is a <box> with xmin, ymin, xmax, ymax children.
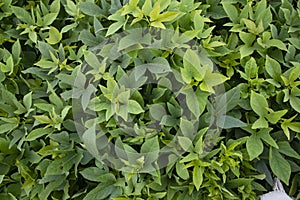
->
<box><xmin>0</xmin><ymin>0</ymin><xmax>299</xmax><ymax>199</ymax></box>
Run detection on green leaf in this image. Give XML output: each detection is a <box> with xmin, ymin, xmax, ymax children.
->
<box><xmin>11</xmin><ymin>6</ymin><xmax>34</xmax><ymax>24</ymax></box>
<box><xmin>35</xmin><ymin>59</ymin><xmax>57</xmax><ymax>69</ymax></box>
<box><xmin>246</xmin><ymin>134</ymin><xmax>263</xmax><ymax>160</ymax></box>
<box><xmin>252</xmin><ymin>117</ymin><xmax>268</xmax><ymax>129</ymax></box>
<box><xmin>193</xmin><ymin>166</ymin><xmax>204</xmax><ymax>191</ymax></box>
<box><xmin>128</xmin><ymin>100</ymin><xmax>144</xmax><ymax>114</ymax></box>
<box><xmin>240</xmin><ymin>45</ymin><xmax>254</xmax><ymax>58</ymax></box>
<box><xmin>182</xmin><ymin>49</ymin><xmax>204</xmax><ymax>82</ymax></box>
<box><xmin>243</xmin><ymin>19</ymin><xmax>257</xmax><ymax>34</ymax></box>
<box><xmin>142</xmin><ymin>0</ymin><xmax>152</xmax><ymax>15</ymax></box>
<box><xmin>25</xmin><ymin>128</ymin><xmax>54</xmax><ymax>141</ymax></box>
<box><xmin>79</xmin><ymin>2</ymin><xmax>103</xmax><ymax>16</ymax></box>
<box><xmin>239</xmin><ymin>32</ymin><xmax>256</xmax><ymax>45</ymax></box>
<box><xmin>290</xmin><ymin>95</ymin><xmax>300</xmax><ymax>113</ymax></box>
<box><xmin>149</xmin><ymin>2</ymin><xmax>160</xmax><ymax>20</ymax></box>
<box><xmin>245</xmin><ymin>57</ymin><xmax>258</xmax><ymax>79</ymax></box>
<box><xmin>149</xmin><ymin>104</ymin><xmax>166</xmax><ymax>121</ymax></box>
<box><xmin>180</xmin><ymin>118</ymin><xmax>194</xmax><ymax>139</ymax></box>
<box><xmin>182</xmin><ymin>87</ymin><xmax>201</xmax><ymax>118</ymax></box>
<box><xmin>258</xmin><ymin>129</ymin><xmax>278</xmax><ymax>148</ymax></box>
<box><xmin>79</xmin><ymin>30</ymin><xmax>102</xmax><ymax>47</ymax></box>
<box><xmin>106</xmin><ymin>21</ymin><xmax>124</xmax><ymax>36</ymax></box>
<box><xmin>12</xmin><ymin>39</ymin><xmax>21</xmax><ymax>64</ymax></box>
<box><xmin>0</xmin><ymin>123</ymin><xmax>18</xmax><ymax>134</ymax></box>
<box><xmin>250</xmin><ymin>91</ymin><xmax>268</xmax><ymax>117</ymax></box>
<box><xmin>201</xmin><ymin>72</ymin><xmax>228</xmax><ymax>93</ymax></box>
<box><xmin>265</xmin><ymin>56</ymin><xmax>282</xmax><ymax>81</ymax></box>
<box><xmin>222</xmin><ymin>2</ymin><xmax>239</xmax><ymax>24</ymax></box>
<box><xmin>178</xmin><ymin>136</ymin><xmax>193</xmax><ymax>151</ymax></box>
<box><xmin>80</xmin><ymin>167</ymin><xmax>106</xmax><ymax>182</ymax></box>
<box><xmin>46</xmin><ymin>27</ymin><xmax>62</xmax><ymax>45</ymax></box>
<box><xmin>217</xmin><ymin>115</ymin><xmax>246</xmax><ymax>129</ymax></box>
<box><xmin>141</xmin><ymin>136</ymin><xmax>159</xmax><ymax>153</ymax></box>
<box><xmin>83</xmin><ymin>183</ymin><xmax>114</xmax><ymax>200</ymax></box>
<box><xmin>265</xmin><ymin>39</ymin><xmax>287</xmax><ymax>51</ymax></box>
<box><xmin>176</xmin><ymin>162</ymin><xmax>189</xmax><ymax>180</ymax></box>
<box><xmin>269</xmin><ymin>147</ymin><xmax>291</xmax><ymax>185</ymax></box>
<box><xmin>277</xmin><ymin>141</ymin><xmax>300</xmax><ymax>159</ymax></box>
<box><xmin>4</xmin><ymin>55</ymin><xmax>14</xmax><ymax>74</ymax></box>
<box><xmin>266</xmin><ymin>109</ymin><xmax>287</xmax><ymax>124</ymax></box>
<box><xmin>82</xmin><ymin>126</ymin><xmax>98</xmax><ymax>156</ymax></box>
<box><xmin>157</xmin><ymin>12</ymin><xmax>179</xmax><ymax>22</ymax></box>
<box><xmin>23</xmin><ymin>92</ymin><xmax>32</xmax><ymax>111</ymax></box>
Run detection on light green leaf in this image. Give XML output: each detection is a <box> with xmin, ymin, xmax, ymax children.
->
<box><xmin>149</xmin><ymin>2</ymin><xmax>160</xmax><ymax>20</ymax></box>
<box><xmin>79</xmin><ymin>2</ymin><xmax>103</xmax><ymax>16</ymax></box>
<box><xmin>176</xmin><ymin>162</ymin><xmax>189</xmax><ymax>180</ymax></box>
<box><xmin>178</xmin><ymin>136</ymin><xmax>193</xmax><ymax>151</ymax></box>
<box><xmin>222</xmin><ymin>2</ymin><xmax>239</xmax><ymax>24</ymax></box>
<box><xmin>83</xmin><ymin>183</ymin><xmax>114</xmax><ymax>200</ymax></box>
<box><xmin>239</xmin><ymin>32</ymin><xmax>256</xmax><ymax>45</ymax></box>
<box><xmin>142</xmin><ymin>0</ymin><xmax>152</xmax><ymax>15</ymax></box>
<box><xmin>265</xmin><ymin>39</ymin><xmax>287</xmax><ymax>51</ymax></box>
<box><xmin>25</xmin><ymin>128</ymin><xmax>54</xmax><ymax>141</ymax></box>
<box><xmin>80</xmin><ymin>167</ymin><xmax>106</xmax><ymax>182</ymax></box>
<box><xmin>277</xmin><ymin>141</ymin><xmax>300</xmax><ymax>159</ymax></box>
<box><xmin>128</xmin><ymin>100</ymin><xmax>144</xmax><ymax>114</ymax></box>
<box><xmin>290</xmin><ymin>95</ymin><xmax>300</xmax><ymax>113</ymax></box>
<box><xmin>23</xmin><ymin>92</ymin><xmax>32</xmax><ymax>110</ymax></box>
<box><xmin>106</xmin><ymin>21</ymin><xmax>124</xmax><ymax>36</ymax></box>
<box><xmin>240</xmin><ymin>45</ymin><xmax>254</xmax><ymax>58</ymax></box>
<box><xmin>266</xmin><ymin>109</ymin><xmax>287</xmax><ymax>124</ymax></box>
<box><xmin>11</xmin><ymin>6</ymin><xmax>34</xmax><ymax>24</ymax></box>
<box><xmin>245</xmin><ymin>57</ymin><xmax>258</xmax><ymax>79</ymax></box>
<box><xmin>0</xmin><ymin>123</ymin><xmax>19</xmax><ymax>134</ymax></box>
<box><xmin>141</xmin><ymin>136</ymin><xmax>159</xmax><ymax>153</ymax></box>
<box><xmin>217</xmin><ymin>115</ymin><xmax>246</xmax><ymax>129</ymax></box>
<box><xmin>149</xmin><ymin>104</ymin><xmax>166</xmax><ymax>121</ymax></box>
<box><xmin>269</xmin><ymin>147</ymin><xmax>291</xmax><ymax>185</ymax></box>
<box><xmin>258</xmin><ymin>129</ymin><xmax>278</xmax><ymax>148</ymax></box>
<box><xmin>252</xmin><ymin>117</ymin><xmax>268</xmax><ymax>129</ymax></box>
<box><xmin>265</xmin><ymin>55</ymin><xmax>282</xmax><ymax>81</ymax></box>
<box><xmin>82</xmin><ymin>126</ymin><xmax>98</xmax><ymax>156</ymax></box>
<box><xmin>246</xmin><ymin>134</ymin><xmax>263</xmax><ymax>160</ymax></box>
<box><xmin>35</xmin><ymin>59</ymin><xmax>57</xmax><ymax>69</ymax></box>
<box><xmin>157</xmin><ymin>12</ymin><xmax>179</xmax><ymax>22</ymax></box>
<box><xmin>250</xmin><ymin>91</ymin><xmax>268</xmax><ymax>117</ymax></box>
<box><xmin>46</xmin><ymin>27</ymin><xmax>62</xmax><ymax>45</ymax></box>
<box><xmin>193</xmin><ymin>166</ymin><xmax>204</xmax><ymax>191</ymax></box>
<box><xmin>150</xmin><ymin>21</ymin><xmax>165</xmax><ymax>29</ymax></box>
<box><xmin>180</xmin><ymin>118</ymin><xmax>194</xmax><ymax>139</ymax></box>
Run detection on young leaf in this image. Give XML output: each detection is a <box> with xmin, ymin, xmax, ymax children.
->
<box><xmin>176</xmin><ymin>162</ymin><xmax>189</xmax><ymax>180</ymax></box>
<box><xmin>246</xmin><ymin>134</ymin><xmax>263</xmax><ymax>160</ymax></box>
<box><xmin>46</xmin><ymin>27</ymin><xmax>62</xmax><ymax>45</ymax></box>
<box><xmin>250</xmin><ymin>91</ymin><xmax>268</xmax><ymax>117</ymax></box>
<box><xmin>23</xmin><ymin>92</ymin><xmax>32</xmax><ymax>111</ymax></box>
<box><xmin>128</xmin><ymin>100</ymin><xmax>144</xmax><ymax>114</ymax></box>
<box><xmin>193</xmin><ymin>166</ymin><xmax>204</xmax><ymax>191</ymax></box>
<box><xmin>25</xmin><ymin>128</ymin><xmax>54</xmax><ymax>141</ymax></box>
<box><xmin>265</xmin><ymin>56</ymin><xmax>282</xmax><ymax>81</ymax></box>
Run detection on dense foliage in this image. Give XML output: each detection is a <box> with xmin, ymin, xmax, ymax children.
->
<box><xmin>0</xmin><ymin>0</ymin><xmax>300</xmax><ymax>199</ymax></box>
